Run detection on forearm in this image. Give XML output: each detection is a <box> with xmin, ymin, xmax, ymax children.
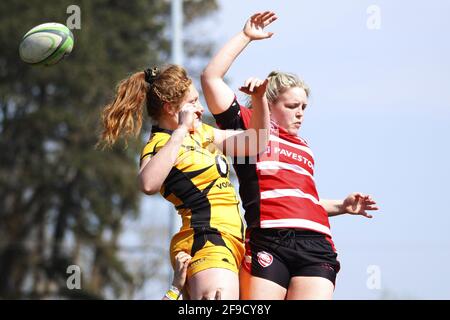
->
<box><xmin>320</xmin><ymin>199</ymin><xmax>345</xmax><ymax>217</ymax></box>
<box><xmin>216</xmin><ymin>96</ymin><xmax>269</xmax><ymax>157</ymax></box>
<box><xmin>202</xmin><ymin>31</ymin><xmax>251</xmax><ymax>80</ymax></box>
<box><xmin>201</xmin><ymin>32</ymin><xmax>251</xmax><ymax>115</ymax></box>
<box><xmin>139</xmin><ymin>126</ymin><xmax>187</xmax><ymax>194</ymax></box>
<box><xmin>249</xmin><ymin>95</ymin><xmax>270</xmax><ymax>154</ymax></box>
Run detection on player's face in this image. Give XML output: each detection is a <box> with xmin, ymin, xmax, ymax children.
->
<box><xmin>179</xmin><ymin>84</ymin><xmax>204</xmax><ymax>128</ymax></box>
<box><xmin>269</xmin><ymin>87</ymin><xmax>308</xmax><ymax>136</ymax></box>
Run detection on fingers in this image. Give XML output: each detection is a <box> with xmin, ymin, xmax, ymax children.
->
<box><xmin>244</xmin><ymin>77</ymin><xmax>263</xmax><ymax>88</ymax></box>
<box><xmin>249</xmin><ymin>78</ymin><xmax>262</xmax><ymax>92</ymax></box>
<box><xmin>360</xmin><ymin>194</ymin><xmax>379</xmax><ymax>210</ymax></box>
<box><xmin>175</xmin><ymin>251</ymin><xmax>189</xmax><ymax>259</ymax></box>
<box><xmin>250</xmin><ymin>13</ymin><xmax>261</xmax><ymax>20</ymax></box>
<box><xmin>260</xmin><ymin>11</ymin><xmax>277</xmax><ymax>27</ymax></box>
<box><xmin>260</xmin><ymin>78</ymin><xmax>269</xmax><ymax>90</ymax></box>
<box><xmin>178</xmin><ymin>104</ymin><xmax>197</xmax><ymax>130</ymax></box>
<box><xmin>181</xmin><ymin>259</ymin><xmax>190</xmax><ymax>275</ymax></box>
<box><xmin>361</xmin><ymin>212</ymin><xmax>373</xmax><ymax>219</ymax></box>
<box><xmin>352</xmin><ymin>192</ymin><xmax>365</xmax><ymax>199</ymax></box>
<box><xmin>252</xmin><ymin>11</ymin><xmax>277</xmax><ymax>24</ymax></box>
<box><xmin>243</xmin><ymin>77</ymin><xmax>253</xmax><ymax>88</ymax></box>
<box><xmin>352</xmin><ymin>197</ymin><xmax>359</xmax><ymax>212</ymax></box>
<box><xmin>344</xmin><ymin>192</ymin><xmax>379</xmax><ymax>218</ymax></box>
<box><xmin>179</xmin><ymin>255</ymin><xmax>192</xmax><ymax>265</ymax></box>
<box><xmin>247</xmin><ymin>11</ymin><xmax>277</xmax><ymax>39</ymax></box>
<box><xmin>239</xmin><ymin>77</ymin><xmax>265</xmax><ymax>94</ymax></box>
<box><xmin>352</xmin><ymin>193</ymin><xmax>376</xmax><ymax>202</ymax></box>
<box><xmin>184</xmin><ymin>255</ymin><xmax>192</xmax><ymax>264</ymax></box>
<box><xmin>351</xmin><ymin>193</ymin><xmax>378</xmax><ymax>206</ymax></box>
<box><xmin>174</xmin><ymin>251</ymin><xmax>192</xmax><ymax>270</ymax></box>
<box><xmin>175</xmin><ymin>251</ymin><xmax>192</xmax><ymax>262</ymax></box>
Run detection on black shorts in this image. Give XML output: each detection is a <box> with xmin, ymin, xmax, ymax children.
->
<box><xmin>243</xmin><ymin>228</ymin><xmax>341</xmax><ymax>289</ymax></box>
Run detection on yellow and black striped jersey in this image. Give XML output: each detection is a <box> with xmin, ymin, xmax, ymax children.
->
<box><xmin>140</xmin><ymin>123</ymin><xmax>244</xmax><ymax>241</ymax></box>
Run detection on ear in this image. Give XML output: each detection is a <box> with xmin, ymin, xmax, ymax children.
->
<box><xmin>163</xmin><ymin>103</ymin><xmax>177</xmax><ymax>116</ymax></box>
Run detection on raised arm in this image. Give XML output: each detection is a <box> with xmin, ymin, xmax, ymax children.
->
<box><xmin>320</xmin><ymin>193</ymin><xmax>379</xmax><ymax>218</ymax></box>
<box><xmin>139</xmin><ymin>105</ymin><xmax>196</xmax><ymax>195</ymax></box>
<box><xmin>201</xmin><ymin>11</ymin><xmax>277</xmax><ymax>115</ymax></box>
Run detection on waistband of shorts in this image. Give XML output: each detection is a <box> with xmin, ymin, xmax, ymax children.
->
<box><xmin>248</xmin><ymin>227</ymin><xmax>326</xmax><ymax>239</ymax></box>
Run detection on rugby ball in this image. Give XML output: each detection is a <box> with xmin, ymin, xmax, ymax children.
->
<box><xmin>19</xmin><ymin>23</ymin><xmax>74</xmax><ymax>66</ymax></box>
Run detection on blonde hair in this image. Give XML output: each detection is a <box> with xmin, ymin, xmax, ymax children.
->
<box><xmin>266</xmin><ymin>71</ymin><xmax>310</xmax><ymax>104</ymax></box>
<box><xmin>98</xmin><ymin>64</ymin><xmax>192</xmax><ymax>148</ymax></box>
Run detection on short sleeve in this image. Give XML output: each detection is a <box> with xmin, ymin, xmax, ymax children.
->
<box><xmin>213</xmin><ymin>96</ymin><xmax>252</xmax><ymax>130</ymax></box>
<box><xmin>140</xmin><ymin>135</ymin><xmax>170</xmax><ymax>163</ymax></box>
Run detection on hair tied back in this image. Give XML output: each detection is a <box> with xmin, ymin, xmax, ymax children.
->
<box><xmin>144</xmin><ymin>67</ymin><xmax>160</xmax><ymax>85</ymax></box>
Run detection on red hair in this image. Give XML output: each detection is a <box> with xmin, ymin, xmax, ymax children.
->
<box><xmin>98</xmin><ymin>65</ymin><xmax>192</xmax><ymax>148</ymax></box>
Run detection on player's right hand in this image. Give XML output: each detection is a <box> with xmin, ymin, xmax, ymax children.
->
<box><xmin>243</xmin><ymin>11</ymin><xmax>278</xmax><ymax>41</ymax></box>
<box><xmin>178</xmin><ymin>103</ymin><xmax>197</xmax><ymax>131</ymax></box>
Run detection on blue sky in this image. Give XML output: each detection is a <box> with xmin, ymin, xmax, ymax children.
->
<box><xmin>125</xmin><ymin>0</ymin><xmax>450</xmax><ymax>299</ymax></box>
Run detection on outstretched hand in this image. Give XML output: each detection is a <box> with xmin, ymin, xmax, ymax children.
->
<box><xmin>243</xmin><ymin>11</ymin><xmax>278</xmax><ymax>40</ymax></box>
<box><xmin>342</xmin><ymin>193</ymin><xmax>379</xmax><ymax>218</ymax></box>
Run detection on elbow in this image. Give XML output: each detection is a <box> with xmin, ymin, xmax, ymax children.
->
<box><xmin>139</xmin><ymin>176</ymin><xmax>160</xmax><ymax>195</ymax></box>
<box><xmin>200</xmin><ymin>68</ymin><xmax>217</xmax><ymax>85</ymax></box>
<box><xmin>141</xmin><ymin>184</ymin><xmax>159</xmax><ymax>195</ymax></box>
<box><xmin>200</xmin><ymin>70</ymin><xmax>209</xmax><ymax>85</ymax></box>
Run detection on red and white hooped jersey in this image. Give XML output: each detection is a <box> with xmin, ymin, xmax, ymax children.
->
<box><xmin>214</xmin><ymin>98</ymin><xmax>332</xmax><ymax>238</ymax></box>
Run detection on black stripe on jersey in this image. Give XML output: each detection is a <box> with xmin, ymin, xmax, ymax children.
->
<box><xmin>234</xmin><ymin>163</ymin><xmax>261</xmax><ymax>229</ymax></box>
<box><xmin>162</xmin><ymin>166</ymin><xmax>232</xmax><ymax>255</ymax></box>
<box><xmin>151</xmin><ymin>126</ymin><xmax>173</xmax><ymax>135</ymax></box>
<box><xmin>188</xmin><ymin>175</ymin><xmax>235</xmax><ymax>256</ymax></box>
<box><xmin>191</xmin><ymin>227</ymin><xmax>233</xmax><ymax>257</ymax></box>
<box><xmin>140</xmin><ymin>151</ymin><xmax>157</xmax><ymax>162</ymax></box>
<box><xmin>213</xmin><ymin>98</ymin><xmax>262</xmax><ymax>229</ymax></box>
<box><xmin>163</xmin><ymin>165</ymin><xmax>213</xmax><ymax>205</ymax></box>
<box><xmin>212</xmin><ymin>98</ymin><xmax>245</xmax><ymax>130</ymax></box>
<box><xmin>140</xmin><ymin>139</ymin><xmax>165</xmax><ymax>162</ymax></box>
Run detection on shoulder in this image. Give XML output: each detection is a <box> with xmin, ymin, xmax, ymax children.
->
<box><xmin>140</xmin><ymin>132</ymin><xmax>170</xmax><ymax>161</ymax></box>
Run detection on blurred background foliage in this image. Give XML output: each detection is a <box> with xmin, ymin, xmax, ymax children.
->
<box><xmin>0</xmin><ymin>0</ymin><xmax>217</xmax><ymax>299</ymax></box>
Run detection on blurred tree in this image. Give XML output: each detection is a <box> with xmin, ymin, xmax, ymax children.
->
<box><xmin>0</xmin><ymin>0</ymin><xmax>217</xmax><ymax>299</ymax></box>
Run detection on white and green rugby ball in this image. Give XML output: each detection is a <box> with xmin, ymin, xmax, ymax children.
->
<box><xmin>19</xmin><ymin>23</ymin><xmax>74</xmax><ymax>66</ymax></box>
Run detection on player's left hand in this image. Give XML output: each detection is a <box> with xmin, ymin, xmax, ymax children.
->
<box><xmin>342</xmin><ymin>193</ymin><xmax>379</xmax><ymax>218</ymax></box>
<box><xmin>239</xmin><ymin>77</ymin><xmax>268</xmax><ymax>97</ymax></box>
